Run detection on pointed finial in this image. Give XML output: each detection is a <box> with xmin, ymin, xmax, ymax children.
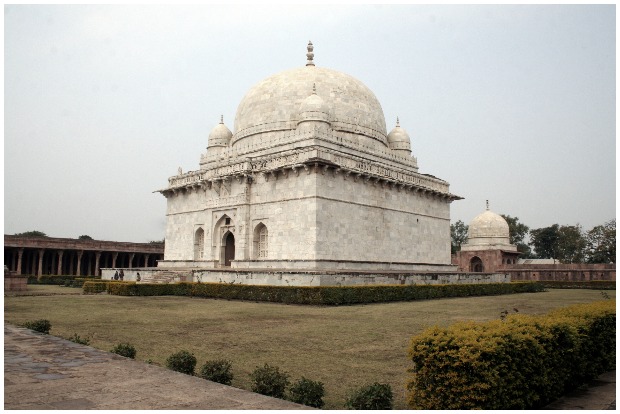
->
<box><xmin>312</xmin><ymin>83</ymin><xmax>317</xmax><ymax>94</ymax></box>
<box><xmin>396</xmin><ymin>116</ymin><xmax>400</xmax><ymax>127</ymax></box>
<box><xmin>486</xmin><ymin>200</ymin><xmax>489</xmax><ymax>211</ymax></box>
<box><xmin>306</xmin><ymin>41</ymin><xmax>315</xmax><ymax>66</ymax></box>
<box><xmin>220</xmin><ymin>115</ymin><xmax>224</xmax><ymax>124</ymax></box>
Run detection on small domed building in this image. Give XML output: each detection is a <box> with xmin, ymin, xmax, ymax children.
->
<box><xmin>158</xmin><ymin>42</ymin><xmax>461</xmax><ymax>273</ymax></box>
<box><xmin>456</xmin><ymin>202</ymin><xmax>520</xmax><ymax>272</ymax></box>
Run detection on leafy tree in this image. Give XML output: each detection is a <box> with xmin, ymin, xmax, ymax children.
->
<box><xmin>501</xmin><ymin>215</ymin><xmax>532</xmax><ymax>257</ymax></box>
<box><xmin>14</xmin><ymin>230</ymin><xmax>47</xmax><ymax>237</ymax></box>
<box><xmin>556</xmin><ymin>225</ymin><xmax>586</xmax><ymax>263</ymax></box>
<box><xmin>78</xmin><ymin>235</ymin><xmax>93</xmax><ymax>240</ymax></box>
<box><xmin>529</xmin><ymin>224</ymin><xmax>560</xmax><ymax>260</ymax></box>
<box><xmin>585</xmin><ymin>219</ymin><xmax>616</xmax><ymax>263</ymax></box>
<box><xmin>450</xmin><ymin>220</ymin><xmax>468</xmax><ymax>254</ymax></box>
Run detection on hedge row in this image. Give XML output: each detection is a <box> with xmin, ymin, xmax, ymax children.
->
<box><xmin>406</xmin><ymin>299</ymin><xmax>616</xmax><ymax>410</ymax></box>
<box><xmin>539</xmin><ymin>280</ymin><xmax>616</xmax><ymax>290</ymax></box>
<box><xmin>82</xmin><ymin>281</ymin><xmax>545</xmax><ymax>305</ymax></box>
<box><xmin>83</xmin><ymin>281</ymin><xmax>135</xmax><ymax>294</ymax></box>
<box><xmin>28</xmin><ymin>275</ymin><xmax>101</xmax><ymax>285</ymax></box>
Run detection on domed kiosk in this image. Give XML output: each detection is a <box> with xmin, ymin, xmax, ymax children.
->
<box><xmin>457</xmin><ymin>202</ymin><xmax>520</xmax><ymax>272</ymax></box>
<box><xmin>158</xmin><ymin>42</ymin><xmax>463</xmax><ymax>280</ymax></box>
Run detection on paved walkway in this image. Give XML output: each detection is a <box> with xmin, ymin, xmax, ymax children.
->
<box><xmin>4</xmin><ymin>324</ymin><xmax>311</xmax><ymax>410</ymax></box>
<box><xmin>544</xmin><ymin>370</ymin><xmax>615</xmax><ymax>410</ymax></box>
<box><xmin>4</xmin><ymin>324</ymin><xmax>615</xmax><ymax>410</ymax></box>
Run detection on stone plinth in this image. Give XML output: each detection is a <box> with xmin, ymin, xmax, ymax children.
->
<box><xmin>5</xmin><ymin>268</ymin><xmax>28</xmax><ymax>292</ymax></box>
<box><xmin>102</xmin><ymin>267</ymin><xmax>510</xmax><ymax>286</ymax></box>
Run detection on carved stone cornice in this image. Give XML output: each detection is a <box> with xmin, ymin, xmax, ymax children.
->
<box><xmin>159</xmin><ymin>145</ymin><xmax>462</xmax><ymax>201</ymax></box>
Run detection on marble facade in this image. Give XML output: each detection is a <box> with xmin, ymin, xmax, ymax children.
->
<box><xmin>158</xmin><ymin>43</ymin><xmax>462</xmax><ymax>273</ymax></box>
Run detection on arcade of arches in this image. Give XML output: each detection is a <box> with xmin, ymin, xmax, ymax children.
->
<box><xmin>4</xmin><ymin>235</ymin><xmax>164</xmax><ymax>277</ymax></box>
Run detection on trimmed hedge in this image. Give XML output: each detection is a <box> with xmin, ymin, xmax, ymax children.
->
<box><xmin>28</xmin><ymin>275</ymin><xmax>101</xmax><ymax>286</ymax></box>
<box><xmin>538</xmin><ymin>280</ymin><xmax>615</xmax><ymax>290</ymax></box>
<box><xmin>83</xmin><ymin>281</ymin><xmax>135</xmax><ymax>294</ymax></box>
<box><xmin>84</xmin><ymin>281</ymin><xmax>545</xmax><ymax>305</ymax></box>
<box><xmin>406</xmin><ymin>300</ymin><xmax>616</xmax><ymax>410</ymax></box>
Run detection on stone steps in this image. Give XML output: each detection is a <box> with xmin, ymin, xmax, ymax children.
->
<box><xmin>140</xmin><ymin>271</ymin><xmax>179</xmax><ymax>284</ymax></box>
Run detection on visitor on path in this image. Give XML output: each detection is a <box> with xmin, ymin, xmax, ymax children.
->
<box><xmin>119</xmin><ymin>269</ymin><xmax>124</xmax><ymax>281</ymax></box>
<box><xmin>114</xmin><ymin>270</ymin><xmax>119</xmax><ymax>280</ymax></box>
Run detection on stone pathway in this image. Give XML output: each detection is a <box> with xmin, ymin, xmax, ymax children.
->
<box><xmin>543</xmin><ymin>370</ymin><xmax>616</xmax><ymax>410</ymax></box>
<box><xmin>4</xmin><ymin>324</ymin><xmax>311</xmax><ymax>410</ymax></box>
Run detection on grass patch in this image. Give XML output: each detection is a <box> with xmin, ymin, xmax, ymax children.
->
<box><xmin>3</xmin><ymin>289</ymin><xmax>613</xmax><ymax>409</ymax></box>
<box><xmin>5</xmin><ymin>284</ymin><xmax>83</xmax><ymax>296</ymax></box>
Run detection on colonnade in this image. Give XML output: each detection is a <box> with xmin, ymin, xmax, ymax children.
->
<box><xmin>4</xmin><ymin>235</ymin><xmax>164</xmax><ymax>277</ymax></box>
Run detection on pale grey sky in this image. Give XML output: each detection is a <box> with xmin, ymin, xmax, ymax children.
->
<box><xmin>4</xmin><ymin>4</ymin><xmax>616</xmax><ymax>242</ymax></box>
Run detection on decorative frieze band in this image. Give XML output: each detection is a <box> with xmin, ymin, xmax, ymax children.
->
<box><xmin>160</xmin><ymin>146</ymin><xmax>461</xmax><ymax>201</ymax></box>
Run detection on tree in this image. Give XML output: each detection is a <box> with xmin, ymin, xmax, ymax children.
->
<box><xmin>556</xmin><ymin>225</ymin><xmax>586</xmax><ymax>263</ymax></box>
<box><xmin>450</xmin><ymin>220</ymin><xmax>468</xmax><ymax>254</ymax></box>
<box><xmin>78</xmin><ymin>235</ymin><xmax>93</xmax><ymax>240</ymax></box>
<box><xmin>585</xmin><ymin>219</ymin><xmax>616</xmax><ymax>263</ymax></box>
<box><xmin>501</xmin><ymin>215</ymin><xmax>532</xmax><ymax>258</ymax></box>
<box><xmin>14</xmin><ymin>230</ymin><xmax>47</xmax><ymax>237</ymax></box>
<box><xmin>529</xmin><ymin>224</ymin><xmax>560</xmax><ymax>260</ymax></box>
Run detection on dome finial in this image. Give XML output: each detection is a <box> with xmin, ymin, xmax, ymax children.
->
<box><xmin>220</xmin><ymin>114</ymin><xmax>224</xmax><ymax>124</ymax></box>
<box><xmin>396</xmin><ymin>116</ymin><xmax>400</xmax><ymax>127</ymax></box>
<box><xmin>486</xmin><ymin>200</ymin><xmax>489</xmax><ymax>211</ymax></box>
<box><xmin>312</xmin><ymin>83</ymin><xmax>317</xmax><ymax>94</ymax></box>
<box><xmin>306</xmin><ymin>41</ymin><xmax>315</xmax><ymax>66</ymax></box>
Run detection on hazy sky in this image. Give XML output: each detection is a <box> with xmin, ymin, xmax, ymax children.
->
<box><xmin>4</xmin><ymin>4</ymin><xmax>616</xmax><ymax>242</ymax></box>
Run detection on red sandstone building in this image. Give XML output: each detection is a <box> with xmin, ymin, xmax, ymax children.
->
<box><xmin>4</xmin><ymin>235</ymin><xmax>164</xmax><ymax>277</ymax></box>
<box><xmin>454</xmin><ymin>205</ymin><xmax>615</xmax><ymax>282</ymax></box>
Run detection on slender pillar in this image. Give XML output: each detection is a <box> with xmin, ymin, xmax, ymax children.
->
<box><xmin>37</xmin><ymin>249</ymin><xmax>45</xmax><ymax>277</ymax></box>
<box><xmin>112</xmin><ymin>252</ymin><xmax>118</xmax><ymax>268</ymax></box>
<box><xmin>94</xmin><ymin>252</ymin><xmax>101</xmax><ymax>277</ymax></box>
<box><xmin>50</xmin><ymin>252</ymin><xmax>56</xmax><ymax>275</ymax></box>
<box><xmin>144</xmin><ymin>254</ymin><xmax>150</xmax><ymax>267</ymax></box>
<box><xmin>11</xmin><ymin>250</ymin><xmax>17</xmax><ymax>272</ymax></box>
<box><xmin>76</xmin><ymin>251</ymin><xmax>83</xmax><ymax>276</ymax></box>
<box><xmin>16</xmin><ymin>248</ymin><xmax>24</xmax><ymax>275</ymax></box>
<box><xmin>128</xmin><ymin>253</ymin><xmax>135</xmax><ymax>269</ymax></box>
<box><xmin>69</xmin><ymin>252</ymin><xmax>74</xmax><ymax>275</ymax></box>
<box><xmin>57</xmin><ymin>251</ymin><xmax>64</xmax><ymax>275</ymax></box>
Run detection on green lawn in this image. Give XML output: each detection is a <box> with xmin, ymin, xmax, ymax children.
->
<box><xmin>4</xmin><ymin>287</ymin><xmax>614</xmax><ymax>409</ymax></box>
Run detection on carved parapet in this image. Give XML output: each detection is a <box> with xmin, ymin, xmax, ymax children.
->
<box><xmin>159</xmin><ymin>144</ymin><xmax>462</xmax><ymax>201</ymax></box>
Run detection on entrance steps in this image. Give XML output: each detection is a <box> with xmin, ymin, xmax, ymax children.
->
<box><xmin>140</xmin><ymin>271</ymin><xmax>189</xmax><ymax>284</ymax></box>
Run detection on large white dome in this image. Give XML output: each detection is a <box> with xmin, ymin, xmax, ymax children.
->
<box><xmin>232</xmin><ymin>65</ymin><xmax>388</xmax><ymax>148</ymax></box>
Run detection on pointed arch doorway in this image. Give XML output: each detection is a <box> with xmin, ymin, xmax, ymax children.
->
<box><xmin>470</xmin><ymin>256</ymin><xmax>484</xmax><ymax>272</ymax></box>
<box><xmin>224</xmin><ymin>232</ymin><xmax>235</xmax><ymax>267</ymax></box>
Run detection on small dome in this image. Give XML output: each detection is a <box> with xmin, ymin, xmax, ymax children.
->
<box><xmin>208</xmin><ymin>116</ymin><xmax>232</xmax><ymax>148</ymax></box>
<box><xmin>468</xmin><ymin>209</ymin><xmax>510</xmax><ymax>240</ymax></box>
<box><xmin>387</xmin><ymin>118</ymin><xmax>411</xmax><ymax>153</ymax></box>
<box><xmin>461</xmin><ymin>203</ymin><xmax>518</xmax><ymax>252</ymax></box>
<box><xmin>298</xmin><ymin>84</ymin><xmax>331</xmax><ymax>124</ymax></box>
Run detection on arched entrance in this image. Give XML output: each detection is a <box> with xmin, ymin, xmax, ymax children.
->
<box><xmin>224</xmin><ymin>232</ymin><xmax>235</xmax><ymax>267</ymax></box>
<box><xmin>470</xmin><ymin>256</ymin><xmax>484</xmax><ymax>272</ymax></box>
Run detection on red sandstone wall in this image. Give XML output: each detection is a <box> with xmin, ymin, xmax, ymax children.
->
<box><xmin>506</xmin><ymin>267</ymin><xmax>615</xmax><ymax>282</ymax></box>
